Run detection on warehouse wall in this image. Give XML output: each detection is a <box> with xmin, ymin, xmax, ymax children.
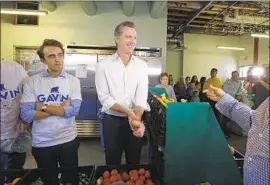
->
<box><xmin>166</xmin><ymin>33</ymin><xmax>269</xmax><ymax>81</ymax></box>
<box><xmin>237</xmin><ymin>35</ymin><xmax>269</xmax><ymax>66</ymax></box>
<box><xmin>166</xmin><ymin>45</ymin><xmax>182</xmax><ymax>81</ymax></box>
<box><xmin>1</xmin><ymin>1</ymin><xmax>167</xmax><ymax>68</ymax></box>
<box><xmin>183</xmin><ymin>33</ymin><xmax>239</xmax><ymax>81</ymax></box>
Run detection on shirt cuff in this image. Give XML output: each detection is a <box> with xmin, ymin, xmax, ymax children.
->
<box><xmin>63</xmin><ymin>99</ymin><xmax>82</xmax><ymax>118</ymax></box>
<box><xmin>20</xmin><ymin>109</ymin><xmax>36</xmax><ymax>124</ymax></box>
<box><xmin>20</xmin><ymin>102</ymin><xmax>36</xmax><ymax>123</ymax></box>
<box><xmin>102</xmin><ymin>98</ymin><xmax>117</xmax><ymax>112</ymax></box>
<box><xmin>216</xmin><ymin>93</ymin><xmax>237</xmax><ymax>112</ymax></box>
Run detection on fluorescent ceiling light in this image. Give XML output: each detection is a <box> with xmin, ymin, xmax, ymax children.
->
<box><xmin>216</xmin><ymin>45</ymin><xmax>245</xmax><ymax>51</ymax></box>
<box><xmin>251</xmin><ymin>33</ymin><xmax>269</xmax><ymax>38</ymax></box>
<box><xmin>1</xmin><ymin>8</ymin><xmax>48</xmax><ymax>16</ymax></box>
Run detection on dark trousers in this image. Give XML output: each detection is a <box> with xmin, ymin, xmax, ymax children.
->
<box><xmin>0</xmin><ymin>152</ymin><xmax>26</xmax><ymax>184</ymax></box>
<box><xmin>31</xmin><ymin>137</ymin><xmax>80</xmax><ymax>185</ymax></box>
<box><xmin>103</xmin><ymin>114</ymin><xmax>143</xmax><ymax>165</ymax></box>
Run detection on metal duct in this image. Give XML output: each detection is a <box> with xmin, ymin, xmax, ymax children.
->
<box><xmin>122</xmin><ymin>1</ymin><xmax>135</xmax><ymax>17</ymax></box>
<box><xmin>167</xmin><ymin>38</ymin><xmax>181</xmax><ymax>44</ymax></box>
<box><xmin>80</xmin><ymin>1</ymin><xmax>97</xmax><ymax>16</ymax></box>
<box><xmin>40</xmin><ymin>2</ymin><xmax>57</xmax><ymax>12</ymax></box>
<box><xmin>150</xmin><ymin>1</ymin><xmax>167</xmax><ymax>19</ymax></box>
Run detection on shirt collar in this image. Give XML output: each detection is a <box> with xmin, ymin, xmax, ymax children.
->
<box><xmin>112</xmin><ymin>52</ymin><xmax>135</xmax><ymax>63</ymax></box>
<box><xmin>42</xmin><ymin>70</ymin><xmax>66</xmax><ymax>78</ymax></box>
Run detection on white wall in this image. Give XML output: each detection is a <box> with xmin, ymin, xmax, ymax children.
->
<box><xmin>166</xmin><ymin>45</ymin><xmax>182</xmax><ymax>81</ymax></box>
<box><xmin>183</xmin><ymin>33</ymin><xmax>239</xmax><ymax>81</ymax></box>
<box><xmin>237</xmin><ymin>35</ymin><xmax>269</xmax><ymax>66</ymax></box>
<box><xmin>166</xmin><ymin>33</ymin><xmax>269</xmax><ymax>82</ymax></box>
<box><xmin>1</xmin><ymin>1</ymin><xmax>167</xmax><ymax>67</ymax></box>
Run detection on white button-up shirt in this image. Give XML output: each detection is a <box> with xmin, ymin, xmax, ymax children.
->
<box><xmin>95</xmin><ymin>53</ymin><xmax>149</xmax><ymax>117</ymax></box>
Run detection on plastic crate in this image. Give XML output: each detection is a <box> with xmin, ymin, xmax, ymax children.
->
<box><xmin>0</xmin><ymin>169</ymin><xmax>30</xmax><ymax>185</ymax></box>
<box><xmin>91</xmin><ymin>164</ymin><xmax>160</xmax><ymax>185</ymax></box>
<box><xmin>17</xmin><ymin>165</ymin><xmax>95</xmax><ymax>185</ymax></box>
<box><xmin>147</xmin><ymin>92</ymin><xmax>167</xmax><ymax>146</ymax></box>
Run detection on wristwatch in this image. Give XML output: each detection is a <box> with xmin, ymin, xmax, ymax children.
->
<box><xmin>41</xmin><ymin>105</ymin><xmax>47</xmax><ymax>111</ymax></box>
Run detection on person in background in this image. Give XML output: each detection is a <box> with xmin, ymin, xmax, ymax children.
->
<box><xmin>168</xmin><ymin>74</ymin><xmax>175</xmax><ymax>86</ymax></box>
<box><xmin>199</xmin><ymin>77</ymin><xmax>206</xmax><ymax>102</ymax></box>
<box><xmin>190</xmin><ymin>90</ymin><xmax>200</xmax><ymax>102</ymax></box>
<box><xmin>247</xmin><ymin>65</ymin><xmax>269</xmax><ymax>110</ymax></box>
<box><xmin>20</xmin><ymin>39</ymin><xmax>82</xmax><ymax>185</ymax></box>
<box><xmin>156</xmin><ymin>72</ymin><xmax>177</xmax><ymax>102</ymax></box>
<box><xmin>174</xmin><ymin>76</ymin><xmax>187</xmax><ymax>102</ymax></box>
<box><xmin>222</xmin><ymin>71</ymin><xmax>242</xmax><ymax>98</ymax></box>
<box><xmin>204</xmin><ymin>84</ymin><xmax>269</xmax><ymax>185</ymax></box>
<box><xmin>241</xmin><ymin>79</ymin><xmax>254</xmax><ymax>107</ymax></box>
<box><xmin>95</xmin><ymin>21</ymin><xmax>147</xmax><ymax>166</ymax></box>
<box><xmin>185</xmin><ymin>76</ymin><xmax>190</xmax><ymax>90</ymax></box>
<box><xmin>1</xmin><ymin>60</ymin><xmax>31</xmax><ymax>184</ymax></box>
<box><xmin>203</xmin><ymin>68</ymin><xmax>223</xmax><ymax>123</ymax></box>
<box><xmin>195</xmin><ymin>81</ymin><xmax>201</xmax><ymax>93</ymax></box>
<box><xmin>221</xmin><ymin>70</ymin><xmax>242</xmax><ymax>137</ymax></box>
<box><xmin>203</xmin><ymin>68</ymin><xmax>222</xmax><ymax>90</ymax></box>
<box><xmin>187</xmin><ymin>75</ymin><xmax>199</xmax><ymax>102</ymax></box>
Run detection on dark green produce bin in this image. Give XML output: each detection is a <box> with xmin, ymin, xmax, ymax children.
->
<box><xmin>16</xmin><ymin>165</ymin><xmax>95</xmax><ymax>185</ymax></box>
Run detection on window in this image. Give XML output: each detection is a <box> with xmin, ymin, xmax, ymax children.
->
<box><xmin>14</xmin><ymin>46</ymin><xmax>38</xmax><ymax>71</ymax></box>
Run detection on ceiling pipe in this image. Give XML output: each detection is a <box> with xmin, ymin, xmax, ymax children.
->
<box><xmin>224</xmin><ymin>9</ymin><xmax>269</xmax><ymax>25</ymax></box>
<box><xmin>168</xmin><ymin>7</ymin><xmax>194</xmax><ymax>12</ymax></box>
<box><xmin>80</xmin><ymin>1</ymin><xmax>97</xmax><ymax>16</ymax></box>
<box><xmin>211</xmin><ymin>3</ymin><xmax>261</xmax><ymax>11</ymax></box>
<box><xmin>122</xmin><ymin>1</ymin><xmax>135</xmax><ymax>17</ymax></box>
<box><xmin>40</xmin><ymin>1</ymin><xmax>57</xmax><ymax>12</ymax></box>
<box><xmin>173</xmin><ymin>1</ymin><xmax>214</xmax><ymax>37</ymax></box>
<box><xmin>150</xmin><ymin>1</ymin><xmax>167</xmax><ymax>19</ymax></box>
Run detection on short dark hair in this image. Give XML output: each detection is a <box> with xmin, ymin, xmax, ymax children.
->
<box><xmin>37</xmin><ymin>39</ymin><xmax>65</xmax><ymax>59</ymax></box>
<box><xmin>211</xmin><ymin>68</ymin><xmax>218</xmax><ymax>73</ymax></box>
<box><xmin>114</xmin><ymin>21</ymin><xmax>136</xmax><ymax>37</ymax></box>
<box><xmin>185</xmin><ymin>76</ymin><xmax>190</xmax><ymax>81</ymax></box>
<box><xmin>231</xmin><ymin>71</ymin><xmax>239</xmax><ymax>76</ymax></box>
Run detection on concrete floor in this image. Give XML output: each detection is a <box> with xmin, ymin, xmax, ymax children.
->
<box><xmin>24</xmin><ymin>134</ymin><xmax>247</xmax><ymax>169</ymax></box>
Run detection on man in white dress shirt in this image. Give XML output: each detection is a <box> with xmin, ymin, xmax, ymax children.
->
<box><xmin>95</xmin><ymin>21</ymin><xmax>148</xmax><ymax>165</ymax></box>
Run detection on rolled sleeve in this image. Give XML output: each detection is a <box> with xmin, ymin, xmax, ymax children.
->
<box><xmin>135</xmin><ymin>63</ymin><xmax>148</xmax><ymax>110</ymax></box>
<box><xmin>64</xmin><ymin>99</ymin><xmax>82</xmax><ymax>118</ymax></box>
<box><xmin>216</xmin><ymin>93</ymin><xmax>252</xmax><ymax>131</ymax></box>
<box><xmin>95</xmin><ymin>62</ymin><xmax>117</xmax><ymax>111</ymax></box>
<box><xmin>20</xmin><ymin>78</ymin><xmax>36</xmax><ymax>123</ymax></box>
<box><xmin>20</xmin><ymin>102</ymin><xmax>36</xmax><ymax>123</ymax></box>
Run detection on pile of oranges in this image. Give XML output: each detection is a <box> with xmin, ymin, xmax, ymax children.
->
<box><xmin>96</xmin><ymin>168</ymin><xmax>154</xmax><ymax>185</ymax></box>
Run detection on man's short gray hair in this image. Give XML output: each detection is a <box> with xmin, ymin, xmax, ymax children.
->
<box><xmin>114</xmin><ymin>21</ymin><xmax>136</xmax><ymax>37</ymax></box>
